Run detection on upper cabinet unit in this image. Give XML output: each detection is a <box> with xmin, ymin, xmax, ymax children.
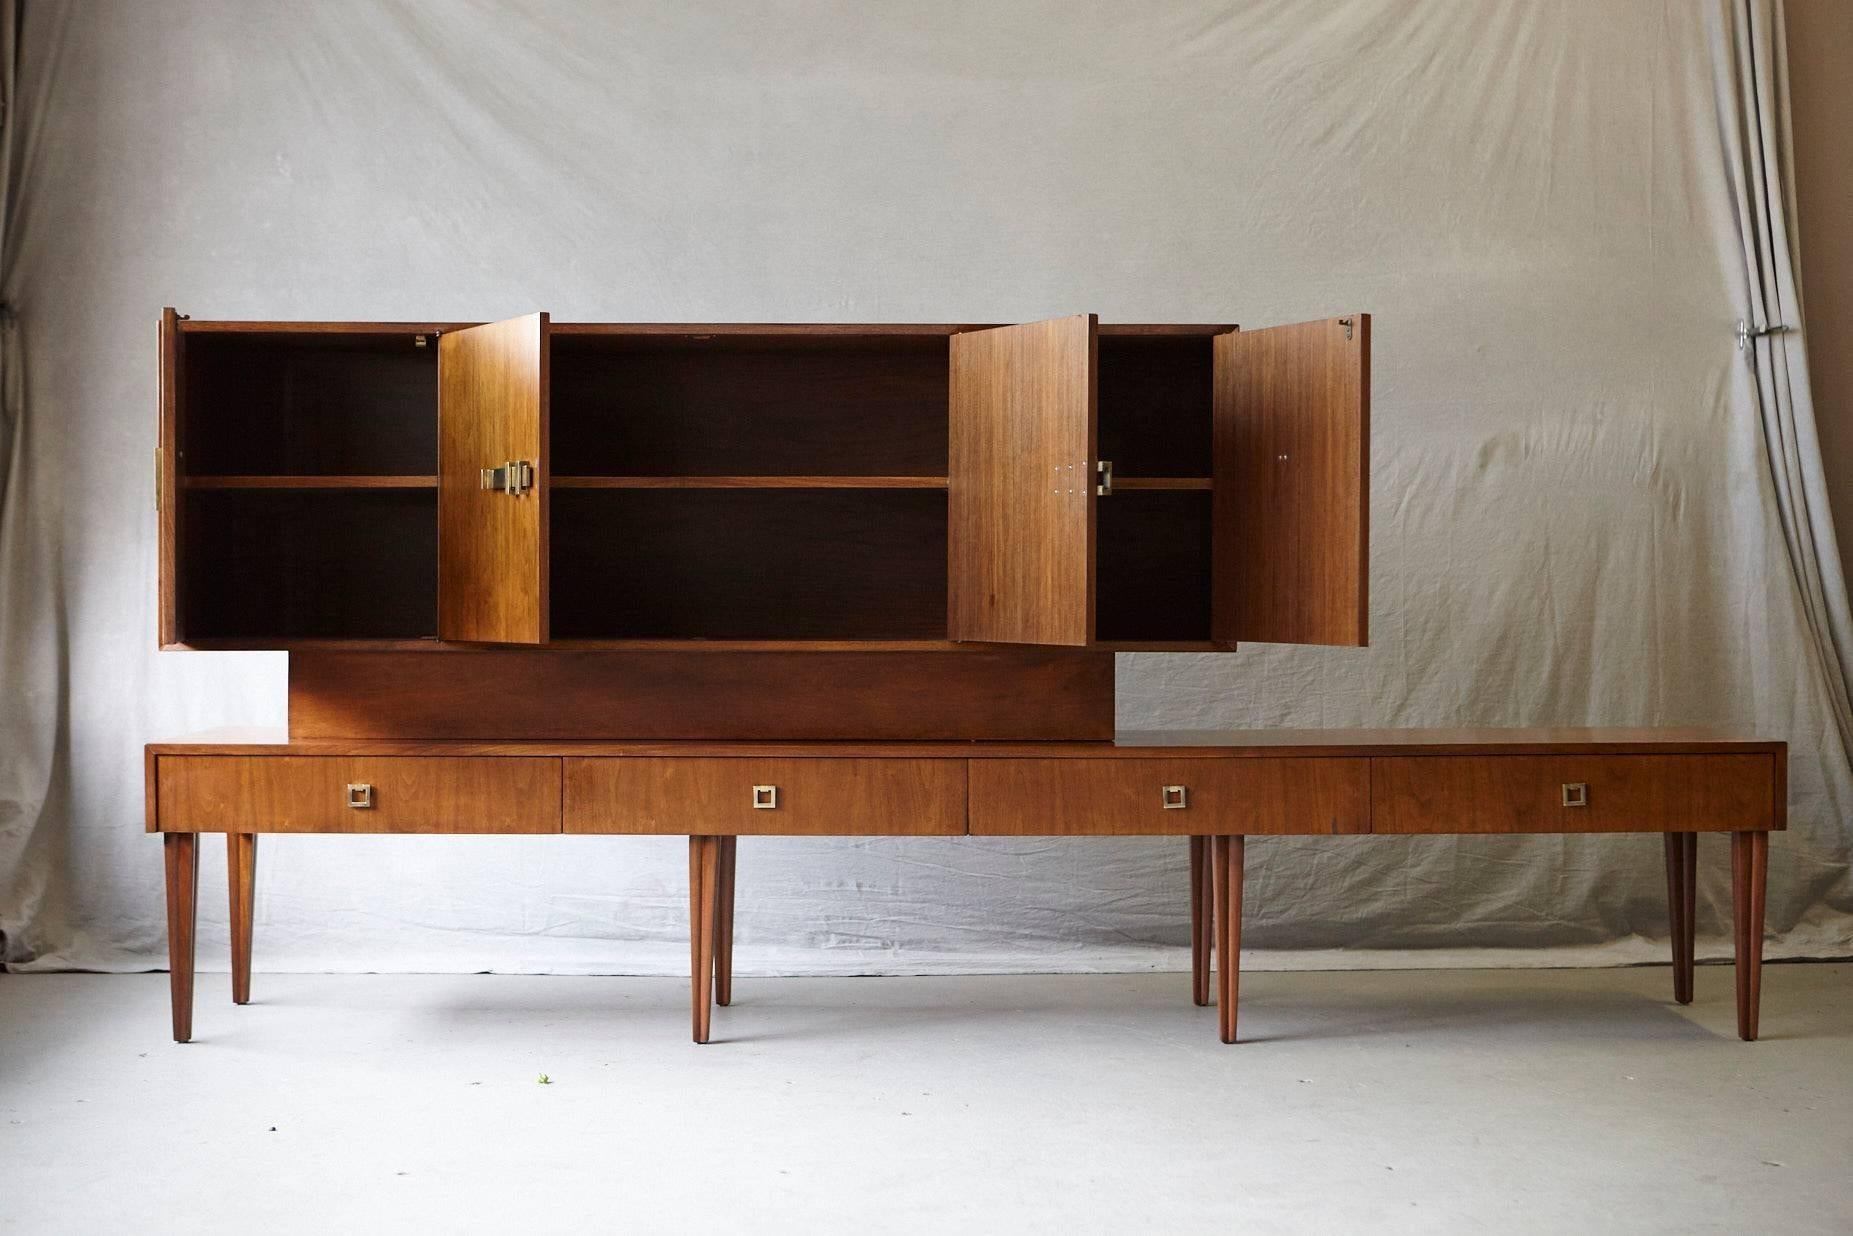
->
<box><xmin>159</xmin><ymin>310</ymin><xmax>1368</xmax><ymax>653</ymax></box>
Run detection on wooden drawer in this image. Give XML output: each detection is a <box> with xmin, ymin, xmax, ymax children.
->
<box><xmin>155</xmin><ymin>756</ymin><xmax>561</xmax><ymax>834</ymax></box>
<box><xmin>1370</xmin><ymin>754</ymin><xmax>1780</xmax><ymax>834</ymax></box>
<box><xmin>564</xmin><ymin>757</ymin><xmax>966</xmax><ymax>835</ymax></box>
<box><xmin>969</xmin><ymin>758</ymin><xmax>1369</xmax><ymax>835</ymax></box>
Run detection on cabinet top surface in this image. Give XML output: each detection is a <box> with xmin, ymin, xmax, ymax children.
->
<box><xmin>172</xmin><ymin>317</ymin><xmax>1237</xmax><ymax>338</ymax></box>
<box><xmin>148</xmin><ymin>726</ymin><xmax>1785</xmax><ymax>757</ymax></box>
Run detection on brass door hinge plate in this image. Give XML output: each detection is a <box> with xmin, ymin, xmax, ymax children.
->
<box><xmin>481</xmin><ymin>460</ymin><xmax>535</xmax><ymax>496</ymax></box>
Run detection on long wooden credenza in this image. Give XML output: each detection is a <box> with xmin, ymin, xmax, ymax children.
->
<box><xmin>150</xmin><ymin>311</ymin><xmax>1785</xmax><ymax>1047</ymax></box>
<box><xmin>146</xmin><ymin>726</ymin><xmax>1785</xmax><ymax>1045</ymax></box>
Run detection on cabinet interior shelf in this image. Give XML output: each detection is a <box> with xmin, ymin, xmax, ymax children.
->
<box><xmin>553</xmin><ymin>476</ymin><xmax>948</xmax><ymax>489</ymax></box>
<box><xmin>1111</xmin><ymin>477</ymin><xmax>1211</xmax><ymax>491</ymax></box>
<box><xmin>184</xmin><ymin>475</ymin><xmax>437</xmax><ymax>490</ymax></box>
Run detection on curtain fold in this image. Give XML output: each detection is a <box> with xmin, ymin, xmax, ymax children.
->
<box><xmin>0</xmin><ymin>0</ymin><xmax>67</xmax><ymax>966</ymax></box>
<box><xmin>1714</xmin><ymin>0</ymin><xmax>1853</xmax><ymax>755</ymax></box>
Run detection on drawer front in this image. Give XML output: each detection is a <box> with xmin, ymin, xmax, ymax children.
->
<box><xmin>969</xmin><ymin>758</ymin><xmax>1370</xmax><ymax>836</ymax></box>
<box><xmin>156</xmin><ymin>756</ymin><xmax>561</xmax><ymax>834</ymax></box>
<box><xmin>1370</xmin><ymin>754</ymin><xmax>1779</xmax><ymax>834</ymax></box>
<box><xmin>563</xmin><ymin>758</ymin><xmax>967</xmax><ymax>835</ymax></box>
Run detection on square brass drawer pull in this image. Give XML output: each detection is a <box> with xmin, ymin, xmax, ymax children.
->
<box><xmin>752</xmin><ymin>785</ymin><xmax>778</xmax><ymax>809</ymax></box>
<box><xmin>1561</xmin><ymin>782</ymin><xmax>1588</xmax><ymax>808</ymax></box>
<box><xmin>1162</xmin><ymin>784</ymin><xmax>1189</xmax><ymax>809</ymax></box>
<box><xmin>346</xmin><ymin>783</ymin><xmax>374</xmax><ymax>809</ymax></box>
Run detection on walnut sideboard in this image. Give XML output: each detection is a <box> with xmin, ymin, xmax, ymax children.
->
<box><xmin>150</xmin><ymin>311</ymin><xmax>1784</xmax><ymax>1046</ymax></box>
<box><xmin>146</xmin><ymin>727</ymin><xmax>1784</xmax><ymax>1045</ymax></box>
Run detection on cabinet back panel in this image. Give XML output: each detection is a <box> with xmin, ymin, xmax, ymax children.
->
<box><xmin>183</xmin><ymin>489</ymin><xmax>437</xmax><ymax>640</ymax></box>
<box><xmin>1096</xmin><ymin>490</ymin><xmax>1213</xmax><ymax>642</ymax></box>
<box><xmin>1097</xmin><ymin>337</ymin><xmax>1213</xmax><ymax>478</ymax></box>
<box><xmin>551</xmin><ymin>489</ymin><xmax>947</xmax><ymax>639</ymax></box>
<box><xmin>551</xmin><ymin>336</ymin><xmax>948</xmax><ymax>476</ymax></box>
<box><xmin>184</xmin><ymin>336</ymin><xmax>438</xmax><ymax>476</ymax></box>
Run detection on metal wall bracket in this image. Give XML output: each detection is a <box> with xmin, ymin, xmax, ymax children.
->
<box><xmin>480</xmin><ymin>460</ymin><xmax>535</xmax><ymax>496</ymax></box>
<box><xmin>1339</xmin><ymin>317</ymin><xmax>1355</xmax><ymax>341</ymax></box>
<box><xmin>1736</xmin><ymin>319</ymin><xmax>1792</xmax><ymax>351</ymax></box>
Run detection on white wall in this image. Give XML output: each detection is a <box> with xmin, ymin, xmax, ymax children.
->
<box><xmin>6</xmin><ymin>0</ymin><xmax>1849</xmax><ymax>975</ymax></box>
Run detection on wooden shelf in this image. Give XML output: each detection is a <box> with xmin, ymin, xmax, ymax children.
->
<box><xmin>185</xmin><ymin>475</ymin><xmax>437</xmax><ymax>490</ymax></box>
<box><xmin>554</xmin><ymin>476</ymin><xmax>948</xmax><ymax>489</ymax></box>
<box><xmin>1112</xmin><ymin>477</ymin><xmax>1211</xmax><ymax>491</ymax></box>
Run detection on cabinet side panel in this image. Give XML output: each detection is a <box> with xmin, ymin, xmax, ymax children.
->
<box><xmin>158</xmin><ymin>309</ymin><xmax>184</xmax><ymax>647</ymax></box>
<box><xmin>288</xmin><ymin>649</ymin><xmax>1114</xmax><ymax>741</ymax></box>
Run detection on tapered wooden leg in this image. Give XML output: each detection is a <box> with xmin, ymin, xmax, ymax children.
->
<box><xmin>1732</xmin><ymin>830</ymin><xmax>1768</xmax><ymax>1041</ymax></box>
<box><xmin>689</xmin><ymin>837</ymin><xmax>719</xmax><ymax>1044</ymax></box>
<box><xmin>228</xmin><ymin>833</ymin><xmax>258</xmax><ymax>1005</ymax></box>
<box><xmin>1212</xmin><ymin>835</ymin><xmax>1244</xmax><ymax>1044</ymax></box>
<box><xmin>714</xmin><ymin>836</ymin><xmax>736</xmax><ymax>1007</ymax></box>
<box><xmin>1190</xmin><ymin>836</ymin><xmax>1211</xmax><ymax>1007</ymax></box>
<box><xmin>1663</xmin><ymin>832</ymin><xmax>1696</xmax><ymax>1005</ymax></box>
<box><xmin>163</xmin><ymin>833</ymin><xmax>199</xmax><ymax>1043</ymax></box>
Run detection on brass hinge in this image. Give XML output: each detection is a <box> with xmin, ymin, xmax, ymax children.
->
<box><xmin>1096</xmin><ymin>459</ymin><xmax>1114</xmax><ymax>497</ymax></box>
<box><xmin>480</xmin><ymin>459</ymin><xmax>535</xmax><ymax>496</ymax></box>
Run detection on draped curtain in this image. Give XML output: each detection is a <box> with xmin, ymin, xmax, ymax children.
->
<box><xmin>1714</xmin><ymin>0</ymin><xmax>1853</xmax><ymax>756</ymax></box>
<box><xmin>0</xmin><ymin>0</ymin><xmax>67</xmax><ymax>966</ymax></box>
<box><xmin>2</xmin><ymin>0</ymin><xmax>1851</xmax><ymax>976</ymax></box>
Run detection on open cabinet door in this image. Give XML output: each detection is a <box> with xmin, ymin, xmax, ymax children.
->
<box><xmin>948</xmin><ymin>315</ymin><xmax>1097</xmax><ymax>645</ymax></box>
<box><xmin>1212</xmin><ymin>315</ymin><xmax>1369</xmax><ymax>647</ymax></box>
<box><xmin>438</xmin><ymin>313</ymin><xmax>549</xmax><ymax>644</ymax></box>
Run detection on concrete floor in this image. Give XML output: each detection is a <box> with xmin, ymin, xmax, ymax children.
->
<box><xmin>2</xmin><ymin>966</ymin><xmax>1850</xmax><ymax>1234</ymax></box>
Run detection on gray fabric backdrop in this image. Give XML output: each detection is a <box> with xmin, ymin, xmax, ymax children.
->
<box><xmin>4</xmin><ymin>0</ymin><xmax>1849</xmax><ymax>976</ymax></box>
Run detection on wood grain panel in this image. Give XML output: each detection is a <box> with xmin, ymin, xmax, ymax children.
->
<box><xmin>438</xmin><ymin>313</ymin><xmax>548</xmax><ymax>643</ymax></box>
<box><xmin>969</xmin><ymin>758</ymin><xmax>1368</xmax><ymax>836</ymax></box>
<box><xmin>156</xmin><ymin>756</ymin><xmax>561</xmax><ymax>834</ymax></box>
<box><xmin>1212</xmin><ymin>315</ymin><xmax>1369</xmax><ymax>647</ymax></box>
<box><xmin>287</xmin><ymin>649</ymin><xmax>1115</xmax><ymax>741</ymax></box>
<box><xmin>159</xmin><ymin>308</ymin><xmax>184</xmax><ymax>647</ymax></box>
<box><xmin>1370</xmin><ymin>755</ymin><xmax>1779</xmax><ymax>834</ymax></box>
<box><xmin>564</xmin><ymin>757</ymin><xmax>966</xmax><ymax>835</ymax></box>
<box><xmin>948</xmin><ymin>315</ymin><xmax>1096</xmax><ymax>645</ymax></box>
